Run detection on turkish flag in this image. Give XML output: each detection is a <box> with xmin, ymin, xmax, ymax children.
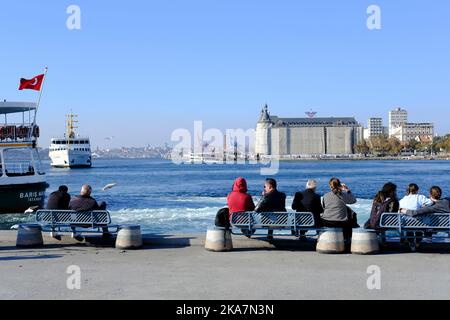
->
<box><xmin>19</xmin><ymin>74</ymin><xmax>45</xmax><ymax>91</ymax></box>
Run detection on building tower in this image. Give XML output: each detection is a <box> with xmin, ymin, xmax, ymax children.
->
<box><xmin>389</xmin><ymin>107</ymin><xmax>408</xmax><ymax>136</ymax></box>
<box><xmin>255</xmin><ymin>104</ymin><xmax>272</xmax><ymax>155</ymax></box>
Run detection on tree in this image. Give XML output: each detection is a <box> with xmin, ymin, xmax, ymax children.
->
<box><xmin>387</xmin><ymin>137</ymin><xmax>402</xmax><ymax>155</ymax></box>
<box><xmin>356</xmin><ymin>139</ymin><xmax>370</xmax><ymax>155</ymax></box>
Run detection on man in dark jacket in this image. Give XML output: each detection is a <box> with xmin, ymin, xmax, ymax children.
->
<box><xmin>46</xmin><ymin>185</ymin><xmax>71</xmax><ymax>210</ymax></box>
<box><xmin>292</xmin><ymin>179</ymin><xmax>323</xmax><ymax>227</ymax></box>
<box><xmin>255</xmin><ymin>178</ymin><xmax>286</xmax><ymax>240</ymax></box>
<box><xmin>69</xmin><ymin>185</ymin><xmax>107</xmax><ymax>211</ymax></box>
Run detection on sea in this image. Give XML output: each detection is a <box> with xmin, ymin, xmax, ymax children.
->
<box><xmin>1</xmin><ymin>159</ymin><xmax>449</xmax><ymax>233</ymax></box>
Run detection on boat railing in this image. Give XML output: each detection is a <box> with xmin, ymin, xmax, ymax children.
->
<box><xmin>1</xmin><ymin>161</ymin><xmax>44</xmax><ymax>177</ymax></box>
<box><xmin>0</xmin><ymin>124</ymin><xmax>39</xmax><ymax>142</ymax></box>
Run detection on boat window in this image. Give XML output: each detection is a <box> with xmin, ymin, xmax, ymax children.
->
<box><xmin>3</xmin><ymin>149</ymin><xmax>36</xmax><ymax>177</ymax></box>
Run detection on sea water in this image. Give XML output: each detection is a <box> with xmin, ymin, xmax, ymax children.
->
<box><xmin>1</xmin><ymin>159</ymin><xmax>449</xmax><ymax>233</ymax></box>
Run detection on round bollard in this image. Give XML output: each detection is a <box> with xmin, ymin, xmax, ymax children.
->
<box><xmin>115</xmin><ymin>225</ymin><xmax>143</xmax><ymax>250</ymax></box>
<box><xmin>205</xmin><ymin>227</ymin><xmax>233</xmax><ymax>252</ymax></box>
<box><xmin>16</xmin><ymin>224</ymin><xmax>43</xmax><ymax>248</ymax></box>
<box><xmin>351</xmin><ymin>229</ymin><xmax>380</xmax><ymax>255</ymax></box>
<box><xmin>316</xmin><ymin>228</ymin><xmax>345</xmax><ymax>254</ymax></box>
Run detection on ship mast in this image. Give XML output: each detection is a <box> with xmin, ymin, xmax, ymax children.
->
<box><xmin>67</xmin><ymin>112</ymin><xmax>78</xmax><ymax>146</ymax></box>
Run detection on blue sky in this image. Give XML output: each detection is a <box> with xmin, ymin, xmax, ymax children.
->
<box><xmin>1</xmin><ymin>1</ymin><xmax>449</xmax><ymax>148</ymax></box>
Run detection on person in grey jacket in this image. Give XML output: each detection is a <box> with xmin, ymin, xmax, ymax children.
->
<box><xmin>321</xmin><ymin>177</ymin><xmax>358</xmax><ymax>241</ymax></box>
<box><xmin>400</xmin><ymin>186</ymin><xmax>450</xmax><ymax>216</ymax></box>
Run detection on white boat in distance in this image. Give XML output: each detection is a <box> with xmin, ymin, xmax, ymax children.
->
<box><xmin>49</xmin><ymin>112</ymin><xmax>92</xmax><ymax>168</ymax></box>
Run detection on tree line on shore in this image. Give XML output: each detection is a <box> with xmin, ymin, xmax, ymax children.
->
<box><xmin>356</xmin><ymin>134</ymin><xmax>450</xmax><ymax>156</ymax></box>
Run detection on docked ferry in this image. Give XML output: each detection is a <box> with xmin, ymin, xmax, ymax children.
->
<box><xmin>0</xmin><ymin>102</ymin><xmax>48</xmax><ymax>213</ymax></box>
<box><xmin>49</xmin><ymin>113</ymin><xmax>92</xmax><ymax>168</ymax></box>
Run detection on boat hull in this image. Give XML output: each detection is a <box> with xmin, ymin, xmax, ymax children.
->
<box><xmin>0</xmin><ymin>182</ymin><xmax>48</xmax><ymax>214</ymax></box>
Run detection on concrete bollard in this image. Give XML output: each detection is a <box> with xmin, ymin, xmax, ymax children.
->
<box><xmin>316</xmin><ymin>228</ymin><xmax>345</xmax><ymax>254</ymax></box>
<box><xmin>351</xmin><ymin>229</ymin><xmax>380</xmax><ymax>255</ymax></box>
<box><xmin>16</xmin><ymin>224</ymin><xmax>44</xmax><ymax>248</ymax></box>
<box><xmin>205</xmin><ymin>227</ymin><xmax>233</xmax><ymax>252</ymax></box>
<box><xmin>115</xmin><ymin>225</ymin><xmax>143</xmax><ymax>250</ymax></box>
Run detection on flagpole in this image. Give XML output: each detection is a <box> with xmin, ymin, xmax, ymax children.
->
<box><xmin>33</xmin><ymin>66</ymin><xmax>48</xmax><ymax>126</ymax></box>
<box><xmin>30</xmin><ymin>67</ymin><xmax>48</xmax><ymax>140</ymax></box>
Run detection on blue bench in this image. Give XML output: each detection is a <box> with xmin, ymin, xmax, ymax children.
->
<box><xmin>35</xmin><ymin>209</ymin><xmax>120</xmax><ymax>240</ymax></box>
<box><xmin>379</xmin><ymin>213</ymin><xmax>450</xmax><ymax>250</ymax></box>
<box><xmin>230</xmin><ymin>211</ymin><xmax>321</xmax><ymax>238</ymax></box>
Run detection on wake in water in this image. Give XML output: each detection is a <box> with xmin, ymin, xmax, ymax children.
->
<box><xmin>109</xmin><ymin>197</ymin><xmax>373</xmax><ymax>233</ymax></box>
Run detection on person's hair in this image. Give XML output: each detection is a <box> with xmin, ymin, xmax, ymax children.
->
<box><xmin>80</xmin><ymin>184</ymin><xmax>92</xmax><ymax>196</ymax></box>
<box><xmin>329</xmin><ymin>178</ymin><xmax>341</xmax><ymax>194</ymax></box>
<box><xmin>306</xmin><ymin>179</ymin><xmax>317</xmax><ymax>190</ymax></box>
<box><xmin>375</xmin><ymin>182</ymin><xmax>397</xmax><ymax>203</ymax></box>
<box><xmin>430</xmin><ymin>186</ymin><xmax>442</xmax><ymax>200</ymax></box>
<box><xmin>407</xmin><ymin>183</ymin><xmax>419</xmax><ymax>195</ymax></box>
<box><xmin>265</xmin><ymin>178</ymin><xmax>277</xmax><ymax>190</ymax></box>
<box><xmin>58</xmin><ymin>185</ymin><xmax>68</xmax><ymax>193</ymax></box>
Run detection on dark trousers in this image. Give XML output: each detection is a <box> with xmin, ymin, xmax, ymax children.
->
<box><xmin>321</xmin><ymin>218</ymin><xmax>356</xmax><ymax>241</ymax></box>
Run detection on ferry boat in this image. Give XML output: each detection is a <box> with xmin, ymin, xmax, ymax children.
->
<box><xmin>49</xmin><ymin>113</ymin><xmax>92</xmax><ymax>168</ymax></box>
<box><xmin>0</xmin><ymin>102</ymin><xmax>48</xmax><ymax>213</ymax></box>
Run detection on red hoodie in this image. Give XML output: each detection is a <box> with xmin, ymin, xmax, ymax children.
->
<box><xmin>227</xmin><ymin>177</ymin><xmax>255</xmax><ymax>219</ymax></box>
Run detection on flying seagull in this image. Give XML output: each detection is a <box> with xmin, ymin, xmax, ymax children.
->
<box><xmin>102</xmin><ymin>183</ymin><xmax>117</xmax><ymax>191</ymax></box>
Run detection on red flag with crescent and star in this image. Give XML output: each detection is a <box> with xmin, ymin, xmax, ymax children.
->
<box><xmin>19</xmin><ymin>74</ymin><xmax>45</xmax><ymax>91</ymax></box>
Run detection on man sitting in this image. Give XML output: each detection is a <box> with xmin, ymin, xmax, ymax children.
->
<box><xmin>255</xmin><ymin>178</ymin><xmax>287</xmax><ymax>240</ymax></box>
<box><xmin>292</xmin><ymin>179</ymin><xmax>324</xmax><ymax>239</ymax></box>
<box><xmin>46</xmin><ymin>185</ymin><xmax>71</xmax><ymax>210</ymax></box>
<box><xmin>69</xmin><ymin>185</ymin><xmax>109</xmax><ymax>236</ymax></box>
<box><xmin>69</xmin><ymin>184</ymin><xmax>107</xmax><ymax>211</ymax></box>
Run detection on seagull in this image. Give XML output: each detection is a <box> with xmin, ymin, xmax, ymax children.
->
<box><xmin>102</xmin><ymin>183</ymin><xmax>117</xmax><ymax>191</ymax></box>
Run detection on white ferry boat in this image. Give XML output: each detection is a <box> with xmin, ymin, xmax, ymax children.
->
<box><xmin>49</xmin><ymin>113</ymin><xmax>92</xmax><ymax>168</ymax></box>
<box><xmin>0</xmin><ymin>102</ymin><xmax>48</xmax><ymax>213</ymax></box>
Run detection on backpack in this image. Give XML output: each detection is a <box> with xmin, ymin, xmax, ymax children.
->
<box><xmin>364</xmin><ymin>198</ymin><xmax>392</xmax><ymax>229</ymax></box>
<box><xmin>215</xmin><ymin>207</ymin><xmax>230</xmax><ymax>229</ymax></box>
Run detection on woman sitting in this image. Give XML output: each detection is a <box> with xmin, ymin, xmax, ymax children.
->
<box><xmin>364</xmin><ymin>182</ymin><xmax>399</xmax><ymax>230</ymax></box>
<box><xmin>321</xmin><ymin>177</ymin><xmax>358</xmax><ymax>241</ymax></box>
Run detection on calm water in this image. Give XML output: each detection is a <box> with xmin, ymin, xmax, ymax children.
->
<box><xmin>1</xmin><ymin>159</ymin><xmax>449</xmax><ymax>233</ymax></box>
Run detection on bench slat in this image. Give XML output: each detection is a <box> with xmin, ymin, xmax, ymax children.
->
<box><xmin>231</xmin><ymin>212</ymin><xmax>315</xmax><ymax>229</ymax></box>
<box><xmin>380</xmin><ymin>213</ymin><xmax>450</xmax><ymax>230</ymax></box>
<box><xmin>36</xmin><ymin>210</ymin><xmax>111</xmax><ymax>226</ymax></box>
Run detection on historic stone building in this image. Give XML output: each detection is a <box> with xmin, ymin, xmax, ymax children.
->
<box><xmin>255</xmin><ymin>105</ymin><xmax>363</xmax><ymax>156</ymax></box>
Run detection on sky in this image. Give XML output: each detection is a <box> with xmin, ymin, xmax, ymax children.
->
<box><xmin>1</xmin><ymin>1</ymin><xmax>449</xmax><ymax>149</ymax></box>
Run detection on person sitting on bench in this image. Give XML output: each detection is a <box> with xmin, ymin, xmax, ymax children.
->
<box><xmin>69</xmin><ymin>184</ymin><xmax>109</xmax><ymax>236</ymax></box>
<box><xmin>292</xmin><ymin>179</ymin><xmax>323</xmax><ymax>238</ymax></box>
<box><xmin>255</xmin><ymin>178</ymin><xmax>286</xmax><ymax>240</ymax></box>
<box><xmin>69</xmin><ymin>184</ymin><xmax>107</xmax><ymax>211</ymax></box>
<box><xmin>227</xmin><ymin>177</ymin><xmax>255</xmax><ymax>231</ymax></box>
<box><xmin>400</xmin><ymin>186</ymin><xmax>450</xmax><ymax>216</ymax></box>
<box><xmin>321</xmin><ymin>178</ymin><xmax>358</xmax><ymax>242</ymax></box>
<box><xmin>46</xmin><ymin>185</ymin><xmax>71</xmax><ymax>210</ymax></box>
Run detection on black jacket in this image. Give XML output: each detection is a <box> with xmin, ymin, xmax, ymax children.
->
<box><xmin>46</xmin><ymin>191</ymin><xmax>71</xmax><ymax>210</ymax></box>
<box><xmin>292</xmin><ymin>189</ymin><xmax>323</xmax><ymax>215</ymax></box>
<box><xmin>255</xmin><ymin>190</ymin><xmax>287</xmax><ymax>212</ymax></box>
<box><xmin>292</xmin><ymin>189</ymin><xmax>324</xmax><ymax>226</ymax></box>
<box><xmin>69</xmin><ymin>195</ymin><xmax>106</xmax><ymax>211</ymax></box>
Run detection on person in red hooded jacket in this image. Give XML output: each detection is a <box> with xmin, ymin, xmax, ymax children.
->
<box><xmin>227</xmin><ymin>177</ymin><xmax>255</xmax><ymax>221</ymax></box>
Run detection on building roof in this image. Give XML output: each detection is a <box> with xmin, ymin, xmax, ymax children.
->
<box><xmin>270</xmin><ymin>116</ymin><xmax>359</xmax><ymax>126</ymax></box>
<box><xmin>0</xmin><ymin>102</ymin><xmax>37</xmax><ymax>114</ymax></box>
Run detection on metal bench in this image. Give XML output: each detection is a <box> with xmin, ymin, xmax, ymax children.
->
<box><xmin>379</xmin><ymin>213</ymin><xmax>450</xmax><ymax>250</ymax></box>
<box><xmin>35</xmin><ymin>209</ymin><xmax>120</xmax><ymax>240</ymax></box>
<box><xmin>230</xmin><ymin>211</ymin><xmax>321</xmax><ymax>238</ymax></box>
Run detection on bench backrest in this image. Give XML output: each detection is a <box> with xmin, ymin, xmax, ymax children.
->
<box><xmin>231</xmin><ymin>211</ymin><xmax>315</xmax><ymax>228</ymax></box>
<box><xmin>35</xmin><ymin>210</ymin><xmax>111</xmax><ymax>225</ymax></box>
<box><xmin>380</xmin><ymin>213</ymin><xmax>450</xmax><ymax>229</ymax></box>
